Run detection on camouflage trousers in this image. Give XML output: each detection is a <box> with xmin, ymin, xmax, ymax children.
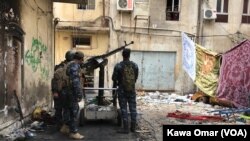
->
<box><xmin>63</xmin><ymin>102</ymin><xmax>79</xmax><ymax>133</ymax></box>
<box><xmin>60</xmin><ymin>89</ymin><xmax>80</xmax><ymax>133</ymax></box>
<box><xmin>54</xmin><ymin>97</ymin><xmax>63</xmax><ymax>127</ymax></box>
<box><xmin>118</xmin><ymin>90</ymin><xmax>137</xmax><ymax>123</ymax></box>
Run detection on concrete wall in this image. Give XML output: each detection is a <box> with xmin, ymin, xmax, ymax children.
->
<box><xmin>203</xmin><ymin>0</ymin><xmax>250</xmax><ymax>53</ymax></box>
<box><xmin>53</xmin><ymin>0</ymin><xmax>104</xmax><ymax>22</ymax></box>
<box><xmin>53</xmin><ymin>0</ymin><xmax>250</xmax><ymax>94</ymax></box>
<box><xmin>21</xmin><ymin>0</ymin><xmax>53</xmax><ymax>112</ymax></box>
<box><xmin>107</xmin><ymin>0</ymin><xmax>198</xmax><ymax>93</ymax></box>
<box><xmin>0</xmin><ymin>0</ymin><xmax>53</xmax><ymax>132</ymax></box>
<box><xmin>107</xmin><ymin>0</ymin><xmax>250</xmax><ymax>94</ymax></box>
<box><xmin>55</xmin><ymin>31</ymin><xmax>109</xmax><ymax>64</ymax></box>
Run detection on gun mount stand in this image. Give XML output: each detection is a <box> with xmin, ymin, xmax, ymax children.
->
<box><xmin>79</xmin><ymin>87</ymin><xmax>121</xmax><ymax>126</ymax></box>
<box><xmin>97</xmin><ymin>60</ymin><xmax>107</xmax><ymax>105</ymax></box>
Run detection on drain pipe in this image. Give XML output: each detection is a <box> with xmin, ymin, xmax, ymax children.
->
<box><xmin>52</xmin><ymin>18</ymin><xmax>59</xmax><ymax>108</ymax></box>
<box><xmin>196</xmin><ymin>0</ymin><xmax>204</xmax><ymax>44</ymax></box>
<box><xmin>53</xmin><ymin>18</ymin><xmax>60</xmax><ymax>66</ymax></box>
<box><xmin>102</xmin><ymin>0</ymin><xmax>106</xmax><ymax>27</ymax></box>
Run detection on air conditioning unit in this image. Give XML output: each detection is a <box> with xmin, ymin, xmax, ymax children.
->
<box><xmin>203</xmin><ymin>8</ymin><xmax>217</xmax><ymax>20</ymax></box>
<box><xmin>117</xmin><ymin>0</ymin><xmax>134</xmax><ymax>11</ymax></box>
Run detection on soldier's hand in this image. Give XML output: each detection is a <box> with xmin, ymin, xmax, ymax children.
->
<box><xmin>77</xmin><ymin>98</ymin><xmax>82</xmax><ymax>102</ymax></box>
<box><xmin>53</xmin><ymin>93</ymin><xmax>59</xmax><ymax>98</ymax></box>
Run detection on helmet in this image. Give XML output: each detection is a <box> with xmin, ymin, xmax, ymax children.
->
<box><xmin>74</xmin><ymin>51</ymin><xmax>84</xmax><ymax>60</ymax></box>
<box><xmin>65</xmin><ymin>50</ymin><xmax>76</xmax><ymax>61</ymax></box>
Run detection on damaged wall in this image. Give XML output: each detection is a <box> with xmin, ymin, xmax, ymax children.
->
<box><xmin>0</xmin><ymin>0</ymin><xmax>53</xmax><ymax>131</ymax></box>
<box><xmin>20</xmin><ymin>0</ymin><xmax>53</xmax><ymax>113</ymax></box>
<box><xmin>107</xmin><ymin>0</ymin><xmax>197</xmax><ymax>93</ymax></box>
<box><xmin>52</xmin><ymin>0</ymin><xmax>250</xmax><ymax>94</ymax></box>
<box><xmin>55</xmin><ymin>31</ymin><xmax>109</xmax><ymax>65</ymax></box>
<box><xmin>107</xmin><ymin>0</ymin><xmax>250</xmax><ymax>93</ymax></box>
<box><xmin>202</xmin><ymin>0</ymin><xmax>250</xmax><ymax>53</ymax></box>
<box><xmin>53</xmin><ymin>0</ymin><xmax>104</xmax><ymax>22</ymax></box>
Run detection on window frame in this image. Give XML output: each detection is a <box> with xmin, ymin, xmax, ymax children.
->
<box><xmin>242</xmin><ymin>0</ymin><xmax>250</xmax><ymax>23</ymax></box>
<box><xmin>77</xmin><ymin>0</ymin><xmax>95</xmax><ymax>10</ymax></box>
<box><xmin>166</xmin><ymin>0</ymin><xmax>181</xmax><ymax>21</ymax></box>
<box><xmin>215</xmin><ymin>0</ymin><xmax>229</xmax><ymax>23</ymax></box>
<box><xmin>72</xmin><ymin>36</ymin><xmax>92</xmax><ymax>49</ymax></box>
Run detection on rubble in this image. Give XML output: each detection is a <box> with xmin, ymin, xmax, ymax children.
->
<box><xmin>136</xmin><ymin>91</ymin><xmax>250</xmax><ymax>141</ymax></box>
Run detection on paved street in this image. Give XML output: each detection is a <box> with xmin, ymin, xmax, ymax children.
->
<box><xmin>30</xmin><ymin>120</ymin><xmax>138</xmax><ymax>141</ymax></box>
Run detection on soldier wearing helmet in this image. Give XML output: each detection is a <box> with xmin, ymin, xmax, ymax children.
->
<box><xmin>62</xmin><ymin>51</ymin><xmax>85</xmax><ymax>140</ymax></box>
<box><xmin>54</xmin><ymin>50</ymin><xmax>76</xmax><ymax>70</ymax></box>
<box><xmin>51</xmin><ymin>50</ymin><xmax>76</xmax><ymax>132</ymax></box>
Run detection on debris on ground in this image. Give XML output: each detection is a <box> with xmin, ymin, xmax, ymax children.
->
<box><xmin>136</xmin><ymin>91</ymin><xmax>250</xmax><ymax>141</ymax></box>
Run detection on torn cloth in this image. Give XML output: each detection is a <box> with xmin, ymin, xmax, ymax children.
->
<box><xmin>167</xmin><ymin>110</ymin><xmax>225</xmax><ymax>122</ymax></box>
<box><xmin>216</xmin><ymin>40</ymin><xmax>250</xmax><ymax>108</ymax></box>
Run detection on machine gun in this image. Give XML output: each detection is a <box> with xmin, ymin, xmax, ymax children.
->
<box><xmin>81</xmin><ymin>41</ymin><xmax>134</xmax><ymax>71</ymax></box>
<box><xmin>82</xmin><ymin>41</ymin><xmax>134</xmax><ymax>105</ymax></box>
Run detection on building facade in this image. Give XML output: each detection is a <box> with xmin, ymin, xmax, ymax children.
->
<box><xmin>0</xmin><ymin>0</ymin><xmax>53</xmax><ymax>132</ymax></box>
<box><xmin>0</xmin><ymin>0</ymin><xmax>249</xmax><ymax>134</ymax></box>
<box><xmin>53</xmin><ymin>0</ymin><xmax>250</xmax><ymax>93</ymax></box>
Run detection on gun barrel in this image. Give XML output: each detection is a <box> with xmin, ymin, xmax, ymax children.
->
<box><xmin>82</xmin><ymin>41</ymin><xmax>134</xmax><ymax>70</ymax></box>
<box><xmin>101</xmin><ymin>41</ymin><xmax>134</xmax><ymax>58</ymax></box>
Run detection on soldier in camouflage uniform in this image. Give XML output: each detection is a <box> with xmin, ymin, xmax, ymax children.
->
<box><xmin>51</xmin><ymin>50</ymin><xmax>75</xmax><ymax>130</ymax></box>
<box><xmin>63</xmin><ymin>51</ymin><xmax>85</xmax><ymax>140</ymax></box>
<box><xmin>112</xmin><ymin>48</ymin><xmax>139</xmax><ymax>134</ymax></box>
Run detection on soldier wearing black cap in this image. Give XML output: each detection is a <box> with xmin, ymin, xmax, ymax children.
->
<box><xmin>112</xmin><ymin>48</ymin><xmax>139</xmax><ymax>134</ymax></box>
<box><xmin>63</xmin><ymin>51</ymin><xmax>85</xmax><ymax>140</ymax></box>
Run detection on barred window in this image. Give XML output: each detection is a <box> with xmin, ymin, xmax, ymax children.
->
<box><xmin>72</xmin><ymin>36</ymin><xmax>92</xmax><ymax>49</ymax></box>
<box><xmin>77</xmin><ymin>0</ymin><xmax>95</xmax><ymax>10</ymax></box>
<box><xmin>166</xmin><ymin>0</ymin><xmax>180</xmax><ymax>21</ymax></box>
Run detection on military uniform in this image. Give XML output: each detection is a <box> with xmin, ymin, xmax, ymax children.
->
<box><xmin>64</xmin><ymin>60</ymin><xmax>83</xmax><ymax>134</ymax></box>
<box><xmin>112</xmin><ymin>60</ymin><xmax>139</xmax><ymax>133</ymax></box>
<box><xmin>51</xmin><ymin>61</ymin><xmax>67</xmax><ymax>128</ymax></box>
<box><xmin>51</xmin><ymin>50</ymin><xmax>75</xmax><ymax>130</ymax></box>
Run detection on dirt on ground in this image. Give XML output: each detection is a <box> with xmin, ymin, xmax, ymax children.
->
<box><xmin>135</xmin><ymin>91</ymin><xmax>250</xmax><ymax>141</ymax></box>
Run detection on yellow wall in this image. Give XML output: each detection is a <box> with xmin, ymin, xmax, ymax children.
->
<box><xmin>53</xmin><ymin>0</ymin><xmax>104</xmax><ymax>21</ymax></box>
<box><xmin>55</xmin><ymin>31</ymin><xmax>109</xmax><ymax>65</ymax></box>
<box><xmin>20</xmin><ymin>0</ymin><xmax>53</xmax><ymax>112</ymax></box>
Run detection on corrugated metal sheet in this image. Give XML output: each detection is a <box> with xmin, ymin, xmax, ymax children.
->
<box><xmin>130</xmin><ymin>51</ymin><xmax>176</xmax><ymax>91</ymax></box>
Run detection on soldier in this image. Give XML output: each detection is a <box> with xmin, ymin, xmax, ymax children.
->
<box><xmin>63</xmin><ymin>51</ymin><xmax>85</xmax><ymax>140</ymax></box>
<box><xmin>112</xmin><ymin>48</ymin><xmax>139</xmax><ymax>134</ymax></box>
<box><xmin>51</xmin><ymin>50</ymin><xmax>75</xmax><ymax>131</ymax></box>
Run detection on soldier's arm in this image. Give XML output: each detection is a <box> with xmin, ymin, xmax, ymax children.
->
<box><xmin>134</xmin><ymin>63</ymin><xmax>139</xmax><ymax>82</ymax></box>
<box><xmin>112</xmin><ymin>64</ymin><xmax>119</xmax><ymax>86</ymax></box>
<box><xmin>51</xmin><ymin>78</ymin><xmax>59</xmax><ymax>98</ymax></box>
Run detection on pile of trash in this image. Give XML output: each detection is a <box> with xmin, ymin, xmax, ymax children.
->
<box><xmin>85</xmin><ymin>97</ymin><xmax>115</xmax><ymax>111</ymax></box>
<box><xmin>0</xmin><ymin>107</ymin><xmax>55</xmax><ymax>141</ymax></box>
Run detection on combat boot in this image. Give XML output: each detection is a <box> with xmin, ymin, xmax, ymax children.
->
<box><xmin>117</xmin><ymin>120</ymin><xmax>129</xmax><ymax>134</ymax></box>
<box><xmin>130</xmin><ymin>122</ymin><xmax>136</xmax><ymax>132</ymax></box>
<box><xmin>69</xmin><ymin>132</ymin><xmax>84</xmax><ymax>140</ymax></box>
<box><xmin>60</xmin><ymin>124</ymin><xmax>70</xmax><ymax>135</ymax></box>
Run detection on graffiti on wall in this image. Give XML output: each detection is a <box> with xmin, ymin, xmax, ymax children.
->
<box><xmin>25</xmin><ymin>37</ymin><xmax>49</xmax><ymax>80</ymax></box>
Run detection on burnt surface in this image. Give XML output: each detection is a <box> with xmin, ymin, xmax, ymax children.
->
<box><xmin>0</xmin><ymin>0</ymin><xmax>23</xmax><ymax>123</ymax></box>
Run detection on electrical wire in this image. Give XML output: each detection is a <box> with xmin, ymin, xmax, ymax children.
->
<box><xmin>34</xmin><ymin>0</ymin><xmax>48</xmax><ymax>16</ymax></box>
<box><xmin>23</xmin><ymin>0</ymin><xmax>36</xmax><ymax>11</ymax></box>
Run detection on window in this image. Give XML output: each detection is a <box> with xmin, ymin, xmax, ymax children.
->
<box><xmin>242</xmin><ymin>0</ymin><xmax>250</xmax><ymax>23</ymax></box>
<box><xmin>77</xmin><ymin>0</ymin><xmax>95</xmax><ymax>10</ymax></box>
<box><xmin>72</xmin><ymin>36</ymin><xmax>92</xmax><ymax>49</ymax></box>
<box><xmin>166</xmin><ymin>0</ymin><xmax>180</xmax><ymax>21</ymax></box>
<box><xmin>215</xmin><ymin>0</ymin><xmax>228</xmax><ymax>23</ymax></box>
